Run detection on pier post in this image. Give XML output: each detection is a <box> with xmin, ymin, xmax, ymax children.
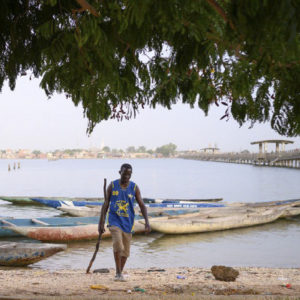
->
<box><xmin>259</xmin><ymin>143</ymin><xmax>263</xmax><ymax>154</ymax></box>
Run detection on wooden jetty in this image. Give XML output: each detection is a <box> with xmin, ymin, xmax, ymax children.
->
<box><xmin>180</xmin><ymin>140</ymin><xmax>300</xmax><ymax>169</ymax></box>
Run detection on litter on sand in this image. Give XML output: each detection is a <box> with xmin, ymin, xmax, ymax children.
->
<box><xmin>90</xmin><ymin>284</ymin><xmax>109</xmax><ymax>290</ymax></box>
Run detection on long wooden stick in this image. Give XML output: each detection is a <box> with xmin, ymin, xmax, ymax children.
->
<box><xmin>86</xmin><ymin>178</ymin><xmax>107</xmax><ymax>274</ymax></box>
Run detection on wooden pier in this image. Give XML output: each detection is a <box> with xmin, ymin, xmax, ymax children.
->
<box><xmin>180</xmin><ymin>140</ymin><xmax>300</xmax><ymax>169</ymax></box>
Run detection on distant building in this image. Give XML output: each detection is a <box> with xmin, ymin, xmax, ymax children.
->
<box><xmin>200</xmin><ymin>147</ymin><xmax>220</xmax><ymax>154</ymax></box>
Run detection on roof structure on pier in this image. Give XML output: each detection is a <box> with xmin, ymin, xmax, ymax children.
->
<box><xmin>250</xmin><ymin>140</ymin><xmax>294</xmax><ymax>145</ymax></box>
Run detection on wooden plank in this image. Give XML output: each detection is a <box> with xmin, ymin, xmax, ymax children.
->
<box><xmin>0</xmin><ymin>219</ymin><xmax>16</xmax><ymax>226</ymax></box>
<box><xmin>31</xmin><ymin>218</ymin><xmax>49</xmax><ymax>226</ymax></box>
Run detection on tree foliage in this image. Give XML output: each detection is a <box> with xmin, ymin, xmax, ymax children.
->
<box><xmin>32</xmin><ymin>150</ymin><xmax>41</xmax><ymax>156</ymax></box>
<box><xmin>1</xmin><ymin>0</ymin><xmax>300</xmax><ymax>135</ymax></box>
<box><xmin>126</xmin><ymin>146</ymin><xmax>136</xmax><ymax>153</ymax></box>
<box><xmin>137</xmin><ymin>146</ymin><xmax>147</xmax><ymax>153</ymax></box>
<box><xmin>102</xmin><ymin>146</ymin><xmax>110</xmax><ymax>152</ymax></box>
<box><xmin>156</xmin><ymin>143</ymin><xmax>177</xmax><ymax>157</ymax></box>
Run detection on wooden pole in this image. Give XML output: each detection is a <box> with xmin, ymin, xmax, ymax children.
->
<box><xmin>86</xmin><ymin>178</ymin><xmax>107</xmax><ymax>274</ymax></box>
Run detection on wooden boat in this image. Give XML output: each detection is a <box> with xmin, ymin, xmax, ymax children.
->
<box><xmin>0</xmin><ymin>216</ymin><xmax>100</xmax><ymax>238</ymax></box>
<box><xmin>31</xmin><ymin>198</ymin><xmax>103</xmax><ymax>208</ymax></box>
<box><xmin>143</xmin><ymin>197</ymin><xmax>223</xmax><ymax>203</ymax></box>
<box><xmin>0</xmin><ymin>242</ymin><xmax>67</xmax><ymax>266</ymax></box>
<box><xmin>58</xmin><ymin>206</ymin><xmax>101</xmax><ymax>217</ymax></box>
<box><xmin>7</xmin><ymin>221</ymin><xmax>146</xmax><ymax>242</ymax></box>
<box><xmin>147</xmin><ymin>208</ymin><xmax>284</xmax><ymax>234</ymax></box>
<box><xmin>0</xmin><ymin>196</ymin><xmax>44</xmax><ymax>205</ymax></box>
<box><xmin>1</xmin><ymin>207</ymin><xmax>199</xmax><ymax>241</ymax></box>
<box><xmin>281</xmin><ymin>206</ymin><xmax>300</xmax><ymax>218</ymax></box>
<box><xmin>31</xmin><ymin>197</ymin><xmax>225</xmax><ymax>209</ymax></box>
<box><xmin>244</xmin><ymin>198</ymin><xmax>300</xmax><ymax>208</ymax></box>
<box><xmin>58</xmin><ymin>197</ymin><xmax>300</xmax><ymax>218</ymax></box>
<box><xmin>1</xmin><ymin>196</ymin><xmax>103</xmax><ymax>206</ymax></box>
<box><xmin>0</xmin><ymin>208</ymin><xmax>196</xmax><ymax>238</ymax></box>
<box><xmin>58</xmin><ymin>204</ymin><xmax>199</xmax><ymax>217</ymax></box>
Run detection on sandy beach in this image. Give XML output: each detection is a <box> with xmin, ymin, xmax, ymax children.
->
<box><xmin>0</xmin><ymin>266</ymin><xmax>300</xmax><ymax>300</ymax></box>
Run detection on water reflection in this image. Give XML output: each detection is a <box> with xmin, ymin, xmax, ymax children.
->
<box><xmin>147</xmin><ymin>217</ymin><xmax>300</xmax><ymax>251</ymax></box>
<box><xmin>31</xmin><ymin>233</ymin><xmax>153</xmax><ymax>270</ymax></box>
<box><xmin>0</xmin><ymin>201</ymin><xmax>61</xmax><ymax>218</ymax></box>
<box><xmin>28</xmin><ymin>217</ymin><xmax>300</xmax><ymax>270</ymax></box>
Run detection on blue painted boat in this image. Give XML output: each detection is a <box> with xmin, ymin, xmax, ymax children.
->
<box><xmin>0</xmin><ymin>208</ymin><xmax>199</xmax><ymax>238</ymax></box>
<box><xmin>31</xmin><ymin>198</ymin><xmax>103</xmax><ymax>208</ymax></box>
<box><xmin>0</xmin><ymin>216</ymin><xmax>100</xmax><ymax>237</ymax></box>
<box><xmin>143</xmin><ymin>197</ymin><xmax>223</xmax><ymax>203</ymax></box>
<box><xmin>31</xmin><ymin>197</ymin><xmax>225</xmax><ymax>209</ymax></box>
<box><xmin>0</xmin><ymin>196</ymin><xmax>104</xmax><ymax>206</ymax></box>
<box><xmin>145</xmin><ymin>203</ymin><xmax>224</xmax><ymax>208</ymax></box>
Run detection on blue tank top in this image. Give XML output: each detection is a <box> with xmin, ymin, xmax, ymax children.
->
<box><xmin>108</xmin><ymin>179</ymin><xmax>136</xmax><ymax>233</ymax></box>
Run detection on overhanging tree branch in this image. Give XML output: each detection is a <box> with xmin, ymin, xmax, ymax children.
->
<box><xmin>76</xmin><ymin>0</ymin><xmax>100</xmax><ymax>17</ymax></box>
<box><xmin>206</xmin><ymin>0</ymin><xmax>235</xmax><ymax>30</ymax></box>
<box><xmin>1</xmin><ymin>1</ymin><xmax>299</xmax><ymax>136</ymax></box>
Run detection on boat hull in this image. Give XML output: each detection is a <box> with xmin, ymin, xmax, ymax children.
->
<box><xmin>32</xmin><ymin>197</ymin><xmax>225</xmax><ymax>209</ymax></box>
<box><xmin>8</xmin><ymin>222</ymin><xmax>146</xmax><ymax>242</ymax></box>
<box><xmin>0</xmin><ymin>216</ymin><xmax>100</xmax><ymax>238</ymax></box>
<box><xmin>143</xmin><ymin>197</ymin><xmax>223</xmax><ymax>203</ymax></box>
<box><xmin>149</xmin><ymin>209</ymin><xmax>284</xmax><ymax>234</ymax></box>
<box><xmin>58</xmin><ymin>206</ymin><xmax>100</xmax><ymax>217</ymax></box>
<box><xmin>0</xmin><ymin>196</ymin><xmax>103</xmax><ymax>206</ymax></box>
<box><xmin>58</xmin><ymin>205</ymin><xmax>200</xmax><ymax>217</ymax></box>
<box><xmin>0</xmin><ymin>242</ymin><xmax>67</xmax><ymax>266</ymax></box>
<box><xmin>31</xmin><ymin>198</ymin><xmax>103</xmax><ymax>208</ymax></box>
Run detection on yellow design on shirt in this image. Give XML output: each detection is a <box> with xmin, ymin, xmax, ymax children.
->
<box><xmin>128</xmin><ymin>194</ymin><xmax>133</xmax><ymax>199</ymax></box>
<box><xmin>112</xmin><ymin>190</ymin><xmax>119</xmax><ymax>196</ymax></box>
<box><xmin>116</xmin><ymin>200</ymin><xmax>129</xmax><ymax>217</ymax></box>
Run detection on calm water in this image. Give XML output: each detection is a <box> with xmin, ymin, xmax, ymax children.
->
<box><xmin>1</xmin><ymin>158</ymin><xmax>300</xmax><ymax>269</ymax></box>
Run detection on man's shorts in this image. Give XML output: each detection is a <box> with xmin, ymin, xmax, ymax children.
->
<box><xmin>109</xmin><ymin>226</ymin><xmax>132</xmax><ymax>258</ymax></box>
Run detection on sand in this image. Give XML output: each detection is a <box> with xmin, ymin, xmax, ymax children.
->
<box><xmin>0</xmin><ymin>266</ymin><xmax>300</xmax><ymax>300</ymax></box>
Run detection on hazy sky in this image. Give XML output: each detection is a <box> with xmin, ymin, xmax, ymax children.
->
<box><xmin>1</xmin><ymin>76</ymin><xmax>300</xmax><ymax>152</ymax></box>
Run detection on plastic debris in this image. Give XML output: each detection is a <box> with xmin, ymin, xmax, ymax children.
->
<box><xmin>90</xmin><ymin>284</ymin><xmax>109</xmax><ymax>291</ymax></box>
<box><xmin>278</xmin><ymin>277</ymin><xmax>288</xmax><ymax>281</ymax></box>
<box><xmin>286</xmin><ymin>284</ymin><xmax>292</xmax><ymax>289</ymax></box>
<box><xmin>127</xmin><ymin>289</ymin><xmax>132</xmax><ymax>294</ymax></box>
<box><xmin>134</xmin><ymin>286</ymin><xmax>145</xmax><ymax>293</ymax></box>
<box><xmin>147</xmin><ymin>268</ymin><xmax>166</xmax><ymax>272</ymax></box>
<box><xmin>93</xmin><ymin>268</ymin><xmax>110</xmax><ymax>274</ymax></box>
<box><xmin>176</xmin><ymin>275</ymin><xmax>186</xmax><ymax>279</ymax></box>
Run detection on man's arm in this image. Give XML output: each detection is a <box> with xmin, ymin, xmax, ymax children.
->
<box><xmin>135</xmin><ymin>185</ymin><xmax>151</xmax><ymax>233</ymax></box>
<box><xmin>98</xmin><ymin>183</ymin><xmax>112</xmax><ymax>234</ymax></box>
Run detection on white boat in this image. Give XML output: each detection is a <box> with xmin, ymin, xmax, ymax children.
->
<box><xmin>148</xmin><ymin>208</ymin><xmax>284</xmax><ymax>234</ymax></box>
<box><xmin>58</xmin><ymin>204</ymin><xmax>200</xmax><ymax>217</ymax></box>
<box><xmin>58</xmin><ymin>205</ymin><xmax>100</xmax><ymax>217</ymax></box>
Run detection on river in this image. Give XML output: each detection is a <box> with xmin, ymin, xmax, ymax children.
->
<box><xmin>0</xmin><ymin>158</ymin><xmax>299</xmax><ymax>269</ymax></box>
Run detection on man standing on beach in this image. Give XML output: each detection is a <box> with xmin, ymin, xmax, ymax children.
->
<box><xmin>98</xmin><ymin>163</ymin><xmax>151</xmax><ymax>281</ymax></box>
